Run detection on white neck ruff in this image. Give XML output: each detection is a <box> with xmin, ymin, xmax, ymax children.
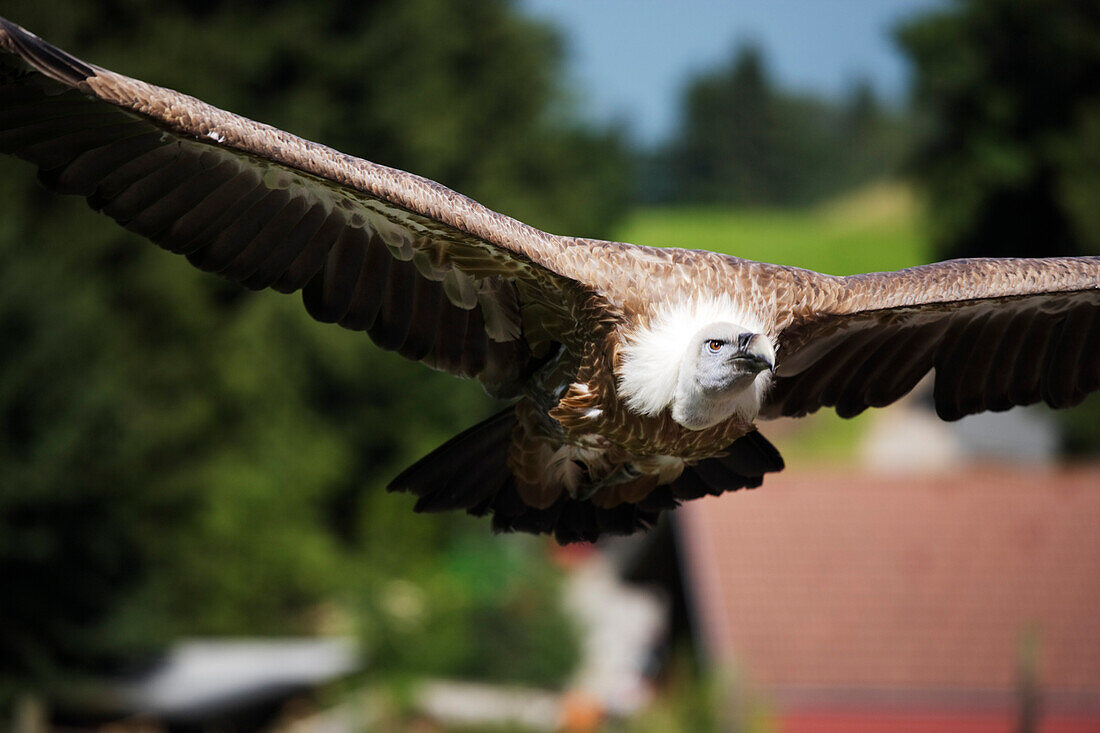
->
<box><xmin>616</xmin><ymin>294</ymin><xmax>773</xmax><ymax>425</ymax></box>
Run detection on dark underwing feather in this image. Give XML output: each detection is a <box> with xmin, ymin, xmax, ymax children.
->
<box><xmin>274</xmin><ymin>209</ymin><xmax>349</xmax><ymax>294</ymax></box>
<box><xmin>40</xmin><ymin>131</ymin><xmax>168</xmax><ymax>195</ymax></box>
<box><xmin>304</xmin><ymin>228</ymin><xmax>368</xmax><ymax>324</ymax></box>
<box><xmin>131</xmin><ymin>161</ymin><xmax>246</xmax><ymax>241</ymax></box>
<box><xmin>667</xmin><ymin>470</ymin><xmax>712</xmax><ymax>502</ymax></box>
<box><xmin>636</xmin><ymin>485</ymin><xmax>678</xmax><ymax>513</ymax></box>
<box><xmin>367</xmin><ymin>258</ymin><xmax>415</xmax><ymax>351</ymax></box>
<box><xmin>388</xmin><ymin>406</ymin><xmax>517</xmax><ymax>513</ymax></box>
<box><xmin>400</xmin><ymin>275</ymin><xmax>444</xmax><ymax>361</ymax></box>
<box><xmin>220</xmin><ymin>195</ymin><xmax>314</xmax><ymax>282</ymax></box>
<box><xmin>391</xmin><ymin>406</ymin><xmax>679</xmax><ymax>544</ymax></box>
<box><xmin>197</xmin><ymin>189</ymin><xmax>298</xmax><ymax>272</ymax></box>
<box><xmin>240</xmin><ymin>202</ymin><xmax>331</xmax><ymax>290</ymax></box>
<box><xmin>672</xmin><ymin>430</ymin><xmax>784</xmax><ymax>500</ymax></box>
<box><xmin>767</xmin><ymin>280</ymin><xmax>1100</xmax><ymax>421</ymax></box>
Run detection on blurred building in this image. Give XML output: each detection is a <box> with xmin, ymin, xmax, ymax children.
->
<box><xmin>676</xmin><ymin>466</ymin><xmax>1100</xmax><ymax>732</ymax></box>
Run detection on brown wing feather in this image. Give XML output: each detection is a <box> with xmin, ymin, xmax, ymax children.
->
<box><xmin>764</xmin><ymin>258</ymin><xmax>1100</xmax><ymax>421</ymax></box>
<box><xmin>0</xmin><ymin>18</ymin><xmax>592</xmax><ymax>391</ymax></box>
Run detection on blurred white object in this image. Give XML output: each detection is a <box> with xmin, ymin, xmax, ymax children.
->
<box><xmin>950</xmin><ymin>406</ymin><xmax>1058</xmax><ymax>462</ymax></box>
<box><xmin>113</xmin><ymin>638</ymin><xmax>359</xmax><ymax>718</ymax></box>
<box><xmin>860</xmin><ymin>400</ymin><xmax>964</xmax><ymax>471</ymax></box>
<box><xmin>416</xmin><ymin>681</ymin><xmax>562</xmax><ymax>731</ymax></box>
<box><xmin>860</xmin><ymin>380</ymin><xmax>1058</xmax><ymax>471</ymax></box>
<box><xmin>564</xmin><ymin>551</ymin><xmax>666</xmax><ymax>715</ymax></box>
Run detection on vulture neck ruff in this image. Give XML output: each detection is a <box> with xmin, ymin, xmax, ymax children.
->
<box><xmin>617</xmin><ymin>294</ymin><xmax>773</xmax><ymax>427</ymax></box>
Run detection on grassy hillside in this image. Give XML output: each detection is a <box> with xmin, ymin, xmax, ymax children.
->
<box><xmin>616</xmin><ymin>182</ymin><xmax>928</xmax><ymax>275</ymax></box>
<box><xmin>613</xmin><ymin>182</ymin><xmax>931</xmax><ymax>463</ymax></box>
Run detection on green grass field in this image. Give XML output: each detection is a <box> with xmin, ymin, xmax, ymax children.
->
<box><xmin>613</xmin><ymin>182</ymin><xmax>933</xmax><ymax>463</ymax></box>
<box><xmin>616</xmin><ymin>182</ymin><xmax>929</xmax><ymax>275</ymax></box>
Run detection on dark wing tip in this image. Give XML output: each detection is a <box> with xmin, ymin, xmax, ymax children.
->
<box><xmin>1</xmin><ymin>17</ymin><xmax>96</xmax><ymax>86</ymax></box>
<box><xmin>389</xmin><ymin>404</ymin><xmax>672</xmax><ymax>544</ymax></box>
<box><xmin>487</xmin><ymin>493</ymin><xmax>660</xmax><ymax>545</ymax></box>
<box><xmin>671</xmin><ymin>430</ymin><xmax>785</xmax><ymax>501</ymax></box>
<box><xmin>387</xmin><ymin>406</ymin><xmax>517</xmax><ymax>507</ymax></box>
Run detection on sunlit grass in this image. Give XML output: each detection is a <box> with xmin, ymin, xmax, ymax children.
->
<box><xmin>613</xmin><ymin>181</ymin><xmax>933</xmax><ymax>462</ymax></box>
<box><xmin>770</xmin><ymin>410</ymin><xmax>873</xmax><ymax>465</ymax></box>
<box><xmin>616</xmin><ymin>181</ymin><xmax>928</xmax><ymax>275</ymax></box>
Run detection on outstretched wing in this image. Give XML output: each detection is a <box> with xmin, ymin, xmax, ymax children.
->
<box><xmin>762</xmin><ymin>257</ymin><xmax>1100</xmax><ymax>420</ymax></box>
<box><xmin>0</xmin><ymin>18</ymin><xmax>590</xmax><ymax>394</ymax></box>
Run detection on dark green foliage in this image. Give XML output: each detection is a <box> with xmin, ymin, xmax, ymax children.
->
<box><xmin>0</xmin><ymin>0</ymin><xmax>622</xmax><ymax>704</ymax></box>
<box><xmin>899</xmin><ymin>0</ymin><xmax>1100</xmax><ymax>453</ymax></box>
<box><xmin>898</xmin><ymin>0</ymin><xmax>1100</xmax><ymax>260</ymax></box>
<box><xmin>657</xmin><ymin>45</ymin><xmax>910</xmax><ymax>206</ymax></box>
<box><xmin>358</xmin><ymin>533</ymin><xmax>578</xmax><ymax>687</ymax></box>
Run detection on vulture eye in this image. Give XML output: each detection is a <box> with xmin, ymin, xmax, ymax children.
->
<box><xmin>706</xmin><ymin>339</ymin><xmax>724</xmax><ymax>353</ymax></box>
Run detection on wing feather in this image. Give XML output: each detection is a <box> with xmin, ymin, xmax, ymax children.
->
<box><xmin>367</xmin><ymin>257</ymin><xmax>416</xmax><ymax>352</ymax></box>
<box><xmin>337</xmin><ymin>236</ymin><xmax>392</xmax><ymax>331</ymax></box>
<box><xmin>43</xmin><ymin>131</ymin><xmax>167</xmax><ymax>194</ymax></box>
<box><xmin>400</xmin><ymin>274</ymin><xmax>445</xmax><ymax>361</ymax></box>
<box><xmin>834</xmin><ymin>325</ymin><xmax>917</xmax><ymax>417</ymax></box>
<box><xmin>304</xmin><ymin>228</ymin><xmax>368</xmax><ymax>324</ymax></box>
<box><xmin>274</xmin><ymin>210</ymin><xmax>350</xmax><ymax>294</ymax></box>
<box><xmin>764</xmin><ymin>258</ymin><xmax>1100</xmax><ymax>420</ymax></box>
<box><xmin>240</xmin><ymin>202</ymin><xmax>331</xmax><ymax>291</ymax></box>
<box><xmin>131</xmin><ymin>160</ymin><xmax>243</xmax><ymax>241</ymax></box>
<box><xmin>0</xmin><ymin>18</ymin><xmax>592</xmax><ymax>392</ymax></box>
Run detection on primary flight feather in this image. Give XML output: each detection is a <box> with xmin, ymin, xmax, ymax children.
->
<box><xmin>2</xmin><ymin>18</ymin><xmax>1097</xmax><ymax>543</ymax></box>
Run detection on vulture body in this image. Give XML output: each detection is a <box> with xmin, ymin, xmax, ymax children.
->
<box><xmin>2</xmin><ymin>19</ymin><xmax>1098</xmax><ymax>543</ymax></box>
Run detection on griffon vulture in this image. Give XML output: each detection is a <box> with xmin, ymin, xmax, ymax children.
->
<box><xmin>2</xmin><ymin>19</ymin><xmax>1097</xmax><ymax>543</ymax></box>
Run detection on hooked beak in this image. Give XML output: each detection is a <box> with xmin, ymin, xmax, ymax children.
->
<box><xmin>734</xmin><ymin>332</ymin><xmax>775</xmax><ymax>373</ymax></box>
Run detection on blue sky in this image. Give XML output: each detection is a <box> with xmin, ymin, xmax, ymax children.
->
<box><xmin>520</xmin><ymin>0</ymin><xmax>944</xmax><ymax>145</ymax></box>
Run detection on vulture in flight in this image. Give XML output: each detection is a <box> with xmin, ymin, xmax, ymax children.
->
<box><xmin>2</xmin><ymin>19</ymin><xmax>1098</xmax><ymax>543</ymax></box>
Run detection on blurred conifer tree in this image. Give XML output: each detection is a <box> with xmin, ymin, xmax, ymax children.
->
<box><xmin>899</xmin><ymin>0</ymin><xmax>1100</xmax><ymax>260</ymax></box>
<box><xmin>659</xmin><ymin>45</ymin><xmax>910</xmax><ymax>206</ymax></box>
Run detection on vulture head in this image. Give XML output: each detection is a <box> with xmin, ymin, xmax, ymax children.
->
<box><xmin>617</xmin><ymin>295</ymin><xmax>777</xmax><ymax>430</ymax></box>
<box><xmin>672</xmin><ymin>323</ymin><xmax>775</xmax><ymax>429</ymax></box>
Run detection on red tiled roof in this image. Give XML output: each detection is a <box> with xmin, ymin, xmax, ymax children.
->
<box><xmin>777</xmin><ymin>711</ymin><xmax>1099</xmax><ymax>733</ymax></box>
<box><xmin>677</xmin><ymin>466</ymin><xmax>1100</xmax><ymax>698</ymax></box>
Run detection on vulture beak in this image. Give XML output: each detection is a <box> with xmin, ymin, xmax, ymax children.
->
<box><xmin>735</xmin><ymin>332</ymin><xmax>775</xmax><ymax>373</ymax></box>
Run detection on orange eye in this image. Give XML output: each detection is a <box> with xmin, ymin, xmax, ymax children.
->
<box><xmin>706</xmin><ymin>339</ymin><xmax>723</xmax><ymax>353</ymax></box>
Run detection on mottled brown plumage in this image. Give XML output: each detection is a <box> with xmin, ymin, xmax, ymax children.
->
<box><xmin>2</xmin><ymin>19</ymin><xmax>1098</xmax><ymax>543</ymax></box>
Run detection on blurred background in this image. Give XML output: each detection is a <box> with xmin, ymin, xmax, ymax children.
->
<box><xmin>1</xmin><ymin>0</ymin><xmax>1098</xmax><ymax>730</ymax></box>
